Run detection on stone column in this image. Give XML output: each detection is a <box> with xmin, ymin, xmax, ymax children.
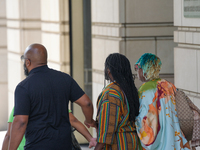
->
<box><xmin>41</xmin><ymin>0</ymin><xmax>70</xmax><ymax>73</ymax></box>
<box><xmin>0</xmin><ymin>0</ymin><xmax>8</xmax><ymax>130</ymax></box>
<box><xmin>6</xmin><ymin>0</ymin><xmax>41</xmax><ymax>128</ymax></box>
<box><xmin>92</xmin><ymin>0</ymin><xmax>176</xmax><ymax>136</ymax></box>
<box><xmin>174</xmin><ymin>0</ymin><xmax>200</xmax><ymax>118</ymax></box>
<box><xmin>71</xmin><ymin>0</ymin><xmax>92</xmax><ymax>143</ymax></box>
<box><xmin>41</xmin><ymin>0</ymin><xmax>89</xmax><ymax>143</ymax></box>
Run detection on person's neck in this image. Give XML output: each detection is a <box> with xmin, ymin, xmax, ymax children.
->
<box><xmin>108</xmin><ymin>75</ymin><xmax>114</xmax><ymax>82</ymax></box>
<box><xmin>28</xmin><ymin>64</ymin><xmax>47</xmax><ymax>72</ymax></box>
<box><xmin>109</xmin><ymin>78</ymin><xmax>113</xmax><ymax>82</ymax></box>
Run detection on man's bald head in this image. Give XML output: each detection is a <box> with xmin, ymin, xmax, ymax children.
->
<box><xmin>24</xmin><ymin>43</ymin><xmax>48</xmax><ymax>66</ymax></box>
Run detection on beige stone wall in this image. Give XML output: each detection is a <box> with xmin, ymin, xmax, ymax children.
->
<box><xmin>3</xmin><ymin>0</ymin><xmax>88</xmax><ymax>143</ymax></box>
<box><xmin>0</xmin><ymin>0</ymin><xmax>8</xmax><ymax>130</ymax></box>
<box><xmin>92</xmin><ymin>0</ymin><xmax>176</xmax><ymax>123</ymax></box>
<box><xmin>2</xmin><ymin>0</ymin><xmax>197</xmax><ymax>147</ymax></box>
<box><xmin>41</xmin><ymin>0</ymin><xmax>70</xmax><ymax>73</ymax></box>
<box><xmin>174</xmin><ymin>0</ymin><xmax>200</xmax><ymax>114</ymax></box>
<box><xmin>70</xmin><ymin>0</ymin><xmax>90</xmax><ymax>143</ymax></box>
<box><xmin>174</xmin><ymin>0</ymin><xmax>200</xmax><ymax>148</ymax></box>
<box><xmin>6</xmin><ymin>0</ymin><xmax>41</xmax><ymax>124</ymax></box>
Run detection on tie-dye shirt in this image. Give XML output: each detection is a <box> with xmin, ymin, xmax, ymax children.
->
<box><xmin>96</xmin><ymin>82</ymin><xmax>139</xmax><ymax>150</ymax></box>
<box><xmin>135</xmin><ymin>78</ymin><xmax>190</xmax><ymax>150</ymax></box>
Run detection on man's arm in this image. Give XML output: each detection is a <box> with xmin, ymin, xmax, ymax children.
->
<box><xmin>2</xmin><ymin>123</ymin><xmax>12</xmax><ymax>150</ymax></box>
<box><xmin>8</xmin><ymin>115</ymin><xmax>28</xmax><ymax>150</ymax></box>
<box><xmin>74</xmin><ymin>94</ymin><xmax>96</xmax><ymax>128</ymax></box>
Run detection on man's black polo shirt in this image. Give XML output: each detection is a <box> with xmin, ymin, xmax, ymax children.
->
<box><xmin>14</xmin><ymin>65</ymin><xmax>84</xmax><ymax>150</ymax></box>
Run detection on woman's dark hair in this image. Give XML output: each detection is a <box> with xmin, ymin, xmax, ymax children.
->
<box><xmin>105</xmin><ymin>53</ymin><xmax>139</xmax><ymax>122</ymax></box>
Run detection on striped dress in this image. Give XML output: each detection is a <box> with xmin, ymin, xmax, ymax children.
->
<box><xmin>96</xmin><ymin>82</ymin><xmax>139</xmax><ymax>150</ymax></box>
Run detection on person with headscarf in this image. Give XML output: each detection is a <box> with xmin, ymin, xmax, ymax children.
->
<box><xmin>135</xmin><ymin>53</ymin><xmax>190</xmax><ymax>150</ymax></box>
<box><xmin>93</xmin><ymin>53</ymin><xmax>140</xmax><ymax>150</ymax></box>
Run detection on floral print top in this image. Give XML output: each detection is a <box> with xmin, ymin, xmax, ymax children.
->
<box><xmin>135</xmin><ymin>78</ymin><xmax>190</xmax><ymax>150</ymax></box>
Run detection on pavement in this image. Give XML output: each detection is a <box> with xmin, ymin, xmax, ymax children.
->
<box><xmin>80</xmin><ymin>144</ymin><xmax>94</xmax><ymax>150</ymax></box>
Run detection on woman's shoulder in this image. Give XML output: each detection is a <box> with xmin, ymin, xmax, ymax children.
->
<box><xmin>109</xmin><ymin>82</ymin><xmax>121</xmax><ymax>90</ymax></box>
<box><xmin>106</xmin><ymin>83</ymin><xmax>123</xmax><ymax>96</ymax></box>
<box><xmin>102</xmin><ymin>83</ymin><xmax>124</xmax><ymax>102</ymax></box>
<box><xmin>139</xmin><ymin>78</ymin><xmax>176</xmax><ymax>91</ymax></box>
<box><xmin>157</xmin><ymin>78</ymin><xmax>176</xmax><ymax>90</ymax></box>
<box><xmin>139</xmin><ymin>78</ymin><xmax>160</xmax><ymax>92</ymax></box>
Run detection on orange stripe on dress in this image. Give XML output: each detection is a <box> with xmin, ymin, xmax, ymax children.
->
<box><xmin>102</xmin><ymin>103</ymin><xmax>108</xmax><ymax>142</ymax></box>
<box><xmin>99</xmin><ymin>103</ymin><xmax>108</xmax><ymax>142</ymax></box>
<box><xmin>119</xmin><ymin>132</ymin><xmax>125</xmax><ymax>149</ymax></box>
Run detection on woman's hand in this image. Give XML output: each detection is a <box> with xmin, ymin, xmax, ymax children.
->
<box><xmin>84</xmin><ymin>119</ymin><xmax>97</xmax><ymax>130</ymax></box>
<box><xmin>94</xmin><ymin>142</ymin><xmax>105</xmax><ymax>150</ymax></box>
<box><xmin>88</xmin><ymin>138</ymin><xmax>97</xmax><ymax>148</ymax></box>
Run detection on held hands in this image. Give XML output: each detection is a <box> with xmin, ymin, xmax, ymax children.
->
<box><xmin>84</xmin><ymin>119</ymin><xmax>98</xmax><ymax>149</ymax></box>
<box><xmin>84</xmin><ymin>119</ymin><xmax>97</xmax><ymax>129</ymax></box>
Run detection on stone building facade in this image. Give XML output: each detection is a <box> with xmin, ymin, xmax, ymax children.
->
<box><xmin>174</xmin><ymin>0</ymin><xmax>200</xmax><ymax>108</ymax></box>
<box><xmin>0</xmin><ymin>0</ymin><xmax>199</xmax><ymax>146</ymax></box>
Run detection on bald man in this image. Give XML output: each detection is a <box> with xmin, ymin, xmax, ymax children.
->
<box><xmin>8</xmin><ymin>44</ymin><xmax>96</xmax><ymax>150</ymax></box>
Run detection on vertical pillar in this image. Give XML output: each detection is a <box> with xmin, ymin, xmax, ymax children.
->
<box><xmin>41</xmin><ymin>0</ymin><xmax>88</xmax><ymax>143</ymax></box>
<box><xmin>174</xmin><ymin>0</ymin><xmax>200</xmax><ymax>116</ymax></box>
<box><xmin>71</xmin><ymin>0</ymin><xmax>91</xmax><ymax>144</ymax></box>
<box><xmin>41</xmin><ymin>0</ymin><xmax>70</xmax><ymax>73</ymax></box>
<box><xmin>83</xmin><ymin>0</ymin><xmax>92</xmax><ymax>100</ymax></box>
<box><xmin>92</xmin><ymin>0</ymin><xmax>176</xmax><ymax>136</ymax></box>
<box><xmin>6</xmin><ymin>0</ymin><xmax>41</xmax><ymax>128</ymax></box>
<box><xmin>0</xmin><ymin>0</ymin><xmax>8</xmax><ymax>130</ymax></box>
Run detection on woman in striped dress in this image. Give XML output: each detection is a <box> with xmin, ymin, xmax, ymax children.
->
<box><xmin>95</xmin><ymin>53</ymin><xmax>140</xmax><ymax>150</ymax></box>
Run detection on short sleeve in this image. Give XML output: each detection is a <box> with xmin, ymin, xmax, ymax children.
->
<box><xmin>8</xmin><ymin>107</ymin><xmax>14</xmax><ymax>123</ymax></box>
<box><xmin>69</xmin><ymin>78</ymin><xmax>85</xmax><ymax>102</ymax></box>
<box><xmin>135</xmin><ymin>89</ymin><xmax>158</xmax><ymax>146</ymax></box>
<box><xmin>14</xmin><ymin>85</ymin><xmax>31</xmax><ymax>116</ymax></box>
<box><xmin>97</xmin><ymin>91</ymin><xmax>121</xmax><ymax>145</ymax></box>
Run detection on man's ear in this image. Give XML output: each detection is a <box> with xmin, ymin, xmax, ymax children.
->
<box><xmin>26</xmin><ymin>59</ymin><xmax>31</xmax><ymax>67</ymax></box>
